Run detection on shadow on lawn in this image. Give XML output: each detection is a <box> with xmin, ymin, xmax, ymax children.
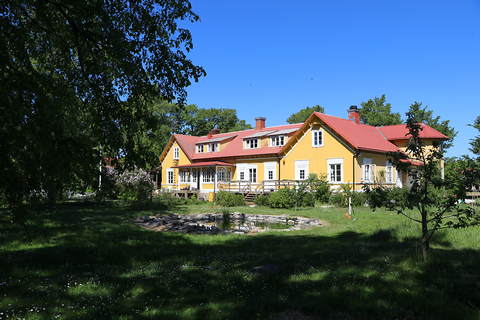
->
<box><xmin>0</xmin><ymin>203</ymin><xmax>479</xmax><ymax>320</ymax></box>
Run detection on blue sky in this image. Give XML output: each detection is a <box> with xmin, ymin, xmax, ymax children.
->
<box><xmin>185</xmin><ymin>0</ymin><xmax>480</xmax><ymax>157</ymax></box>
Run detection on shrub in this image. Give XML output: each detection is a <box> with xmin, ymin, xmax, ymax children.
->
<box><xmin>215</xmin><ymin>191</ymin><xmax>244</xmax><ymax>207</ymax></box>
<box><xmin>329</xmin><ymin>184</ymin><xmax>367</xmax><ymax>208</ymax></box>
<box><xmin>116</xmin><ymin>168</ymin><xmax>154</xmax><ymax>202</ymax></box>
<box><xmin>308</xmin><ymin>174</ymin><xmax>332</xmax><ymax>203</ymax></box>
<box><xmin>364</xmin><ymin>186</ymin><xmax>410</xmax><ymax>209</ymax></box>
<box><xmin>268</xmin><ymin>188</ymin><xmax>296</xmax><ymax>208</ymax></box>
<box><xmin>255</xmin><ymin>194</ymin><xmax>270</xmax><ymax>206</ymax></box>
<box><xmin>301</xmin><ymin>192</ymin><xmax>315</xmax><ymax>207</ymax></box>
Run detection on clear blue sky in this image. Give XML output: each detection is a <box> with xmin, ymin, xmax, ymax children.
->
<box><xmin>185</xmin><ymin>0</ymin><xmax>480</xmax><ymax>157</ymax></box>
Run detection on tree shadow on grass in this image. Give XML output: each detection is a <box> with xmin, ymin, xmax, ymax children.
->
<box><xmin>0</xmin><ymin>204</ymin><xmax>479</xmax><ymax>320</ymax></box>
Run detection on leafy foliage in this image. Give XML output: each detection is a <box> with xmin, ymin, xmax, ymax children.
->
<box><xmin>254</xmin><ymin>194</ymin><xmax>271</xmax><ymax>206</ymax></box>
<box><xmin>408</xmin><ymin>102</ymin><xmax>457</xmax><ymax>150</ymax></box>
<box><xmin>215</xmin><ymin>191</ymin><xmax>245</xmax><ymax>207</ymax></box>
<box><xmin>268</xmin><ymin>189</ymin><xmax>297</xmax><ymax>208</ymax></box>
<box><xmin>365</xmin><ymin>107</ymin><xmax>480</xmax><ymax>261</ymax></box>
<box><xmin>116</xmin><ymin>169</ymin><xmax>155</xmax><ymax>203</ymax></box>
<box><xmin>359</xmin><ymin>95</ymin><xmax>402</xmax><ymax>126</ymax></box>
<box><xmin>470</xmin><ymin>116</ymin><xmax>480</xmax><ymax>156</ymax></box>
<box><xmin>329</xmin><ymin>185</ymin><xmax>366</xmax><ymax>208</ymax></box>
<box><xmin>308</xmin><ymin>174</ymin><xmax>332</xmax><ymax>203</ymax></box>
<box><xmin>0</xmin><ymin>0</ymin><xmax>205</xmax><ymax>213</ymax></box>
<box><xmin>287</xmin><ymin>105</ymin><xmax>325</xmax><ymax>124</ymax></box>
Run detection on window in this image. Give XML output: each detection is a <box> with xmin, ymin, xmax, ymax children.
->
<box><xmin>385</xmin><ymin>161</ymin><xmax>394</xmax><ymax>183</ymax></box>
<box><xmin>179</xmin><ymin>170</ymin><xmax>190</xmax><ymax>183</ymax></box>
<box><xmin>249</xmin><ymin>168</ymin><xmax>257</xmax><ymax>182</ymax></box>
<box><xmin>167</xmin><ymin>169</ymin><xmax>174</xmax><ymax>184</ymax></box>
<box><xmin>197</xmin><ymin>144</ymin><xmax>205</xmax><ymax>153</ymax></box>
<box><xmin>202</xmin><ymin>168</ymin><xmax>215</xmax><ymax>183</ymax></box>
<box><xmin>312</xmin><ymin>129</ymin><xmax>323</xmax><ymax>147</ymax></box>
<box><xmin>217</xmin><ymin>168</ymin><xmax>228</xmax><ymax>182</ymax></box>
<box><xmin>268</xmin><ymin>170</ymin><xmax>274</xmax><ymax>180</ymax></box>
<box><xmin>264</xmin><ymin>162</ymin><xmax>277</xmax><ymax>181</ymax></box>
<box><xmin>208</xmin><ymin>143</ymin><xmax>219</xmax><ymax>152</ymax></box>
<box><xmin>192</xmin><ymin>169</ymin><xmax>197</xmax><ymax>183</ymax></box>
<box><xmin>245</xmin><ymin>138</ymin><xmax>258</xmax><ymax>149</ymax></box>
<box><xmin>295</xmin><ymin>160</ymin><xmax>309</xmax><ymax>181</ymax></box>
<box><xmin>270</xmin><ymin>135</ymin><xmax>285</xmax><ymax>147</ymax></box>
<box><xmin>239</xmin><ymin>171</ymin><xmax>245</xmax><ymax>180</ymax></box>
<box><xmin>327</xmin><ymin>159</ymin><xmax>343</xmax><ymax>183</ymax></box>
<box><xmin>173</xmin><ymin>147</ymin><xmax>179</xmax><ymax>160</ymax></box>
<box><xmin>362</xmin><ymin>158</ymin><xmax>374</xmax><ymax>183</ymax></box>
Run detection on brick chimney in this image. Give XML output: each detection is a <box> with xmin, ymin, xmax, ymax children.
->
<box><xmin>255</xmin><ymin>117</ymin><xmax>266</xmax><ymax>130</ymax></box>
<box><xmin>348</xmin><ymin>106</ymin><xmax>360</xmax><ymax>124</ymax></box>
<box><xmin>207</xmin><ymin>128</ymin><xmax>220</xmax><ymax>139</ymax></box>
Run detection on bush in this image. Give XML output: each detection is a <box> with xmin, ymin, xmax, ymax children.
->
<box><xmin>364</xmin><ymin>186</ymin><xmax>410</xmax><ymax>210</ymax></box>
<box><xmin>116</xmin><ymin>168</ymin><xmax>154</xmax><ymax>202</ymax></box>
<box><xmin>268</xmin><ymin>188</ymin><xmax>296</xmax><ymax>208</ymax></box>
<box><xmin>96</xmin><ymin>166</ymin><xmax>118</xmax><ymax>200</ymax></box>
<box><xmin>309</xmin><ymin>174</ymin><xmax>332</xmax><ymax>203</ymax></box>
<box><xmin>215</xmin><ymin>191</ymin><xmax>244</xmax><ymax>207</ymax></box>
<box><xmin>301</xmin><ymin>192</ymin><xmax>315</xmax><ymax>207</ymax></box>
<box><xmin>255</xmin><ymin>194</ymin><xmax>270</xmax><ymax>206</ymax></box>
<box><xmin>329</xmin><ymin>184</ymin><xmax>367</xmax><ymax>208</ymax></box>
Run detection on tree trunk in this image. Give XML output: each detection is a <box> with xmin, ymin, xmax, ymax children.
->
<box><xmin>421</xmin><ymin>212</ymin><xmax>429</xmax><ymax>262</ymax></box>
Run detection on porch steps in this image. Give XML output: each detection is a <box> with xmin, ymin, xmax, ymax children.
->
<box><xmin>244</xmin><ymin>192</ymin><xmax>258</xmax><ymax>203</ymax></box>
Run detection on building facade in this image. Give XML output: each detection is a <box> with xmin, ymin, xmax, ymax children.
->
<box><xmin>159</xmin><ymin>107</ymin><xmax>447</xmax><ymax>196</ymax></box>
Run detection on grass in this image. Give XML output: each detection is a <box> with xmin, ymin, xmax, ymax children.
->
<box><xmin>0</xmin><ymin>199</ymin><xmax>479</xmax><ymax>320</ymax></box>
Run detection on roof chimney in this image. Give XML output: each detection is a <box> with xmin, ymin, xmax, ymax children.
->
<box><xmin>348</xmin><ymin>105</ymin><xmax>360</xmax><ymax>124</ymax></box>
<box><xmin>207</xmin><ymin>128</ymin><xmax>220</xmax><ymax>139</ymax></box>
<box><xmin>255</xmin><ymin>117</ymin><xmax>266</xmax><ymax>130</ymax></box>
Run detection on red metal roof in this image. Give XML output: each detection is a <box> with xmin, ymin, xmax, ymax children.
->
<box><xmin>378</xmin><ymin>123</ymin><xmax>448</xmax><ymax>140</ymax></box>
<box><xmin>174</xmin><ymin>123</ymin><xmax>302</xmax><ymax>160</ymax></box>
<box><xmin>313</xmin><ymin>112</ymin><xmax>400</xmax><ymax>153</ymax></box>
<box><xmin>172</xmin><ymin>161</ymin><xmax>235</xmax><ymax>168</ymax></box>
<box><xmin>170</xmin><ymin>113</ymin><xmax>447</xmax><ymax>160</ymax></box>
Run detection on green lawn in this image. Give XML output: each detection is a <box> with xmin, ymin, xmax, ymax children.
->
<box><xmin>1</xmin><ymin>200</ymin><xmax>479</xmax><ymax>320</ymax></box>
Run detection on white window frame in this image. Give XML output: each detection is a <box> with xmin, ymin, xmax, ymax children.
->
<box><xmin>312</xmin><ymin>129</ymin><xmax>324</xmax><ymax>147</ymax></box>
<box><xmin>362</xmin><ymin>158</ymin><xmax>375</xmax><ymax>183</ymax></box>
<box><xmin>295</xmin><ymin>160</ymin><xmax>309</xmax><ymax>181</ymax></box>
<box><xmin>270</xmin><ymin>135</ymin><xmax>285</xmax><ymax>147</ymax></box>
<box><xmin>327</xmin><ymin>158</ymin><xmax>343</xmax><ymax>183</ymax></box>
<box><xmin>202</xmin><ymin>168</ymin><xmax>214</xmax><ymax>183</ymax></box>
<box><xmin>197</xmin><ymin>144</ymin><xmax>205</xmax><ymax>153</ymax></box>
<box><xmin>173</xmin><ymin>147</ymin><xmax>179</xmax><ymax>160</ymax></box>
<box><xmin>167</xmin><ymin>168</ymin><xmax>174</xmax><ymax>185</ymax></box>
<box><xmin>244</xmin><ymin>138</ymin><xmax>259</xmax><ymax>149</ymax></box>
<box><xmin>385</xmin><ymin>160</ymin><xmax>394</xmax><ymax>184</ymax></box>
<box><xmin>264</xmin><ymin>162</ymin><xmax>277</xmax><ymax>181</ymax></box>
<box><xmin>208</xmin><ymin>143</ymin><xmax>219</xmax><ymax>152</ymax></box>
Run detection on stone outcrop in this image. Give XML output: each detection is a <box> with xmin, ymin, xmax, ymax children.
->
<box><xmin>133</xmin><ymin>212</ymin><xmax>322</xmax><ymax>234</ymax></box>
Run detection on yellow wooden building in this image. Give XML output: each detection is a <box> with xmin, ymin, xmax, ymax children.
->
<box><xmin>159</xmin><ymin>106</ymin><xmax>447</xmax><ymax>199</ymax></box>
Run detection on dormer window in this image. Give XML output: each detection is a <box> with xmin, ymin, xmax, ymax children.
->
<box><xmin>208</xmin><ymin>143</ymin><xmax>219</xmax><ymax>152</ymax></box>
<box><xmin>197</xmin><ymin>144</ymin><xmax>205</xmax><ymax>153</ymax></box>
<box><xmin>245</xmin><ymin>138</ymin><xmax>258</xmax><ymax>149</ymax></box>
<box><xmin>270</xmin><ymin>135</ymin><xmax>285</xmax><ymax>147</ymax></box>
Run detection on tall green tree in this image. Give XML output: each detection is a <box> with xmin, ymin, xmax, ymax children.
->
<box><xmin>359</xmin><ymin>95</ymin><xmax>402</xmax><ymax>126</ymax></box>
<box><xmin>0</xmin><ymin>0</ymin><xmax>205</xmax><ymax>213</ymax></box>
<box><xmin>470</xmin><ymin>116</ymin><xmax>480</xmax><ymax>156</ymax></box>
<box><xmin>287</xmin><ymin>105</ymin><xmax>325</xmax><ymax>124</ymax></box>
<box><xmin>187</xmin><ymin>107</ymin><xmax>251</xmax><ymax>136</ymax></box>
<box><xmin>365</xmin><ymin>108</ymin><xmax>480</xmax><ymax>262</ymax></box>
<box><xmin>127</xmin><ymin>100</ymin><xmax>251</xmax><ymax>169</ymax></box>
<box><xmin>408</xmin><ymin>102</ymin><xmax>457</xmax><ymax>150</ymax></box>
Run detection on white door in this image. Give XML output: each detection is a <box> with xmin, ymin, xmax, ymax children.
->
<box><xmin>295</xmin><ymin>160</ymin><xmax>309</xmax><ymax>181</ymax></box>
